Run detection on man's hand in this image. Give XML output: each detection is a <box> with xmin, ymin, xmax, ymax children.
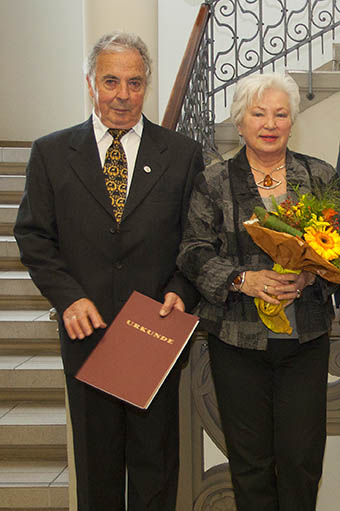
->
<box><xmin>159</xmin><ymin>292</ymin><xmax>185</xmax><ymax>317</ymax></box>
<box><xmin>62</xmin><ymin>298</ymin><xmax>107</xmax><ymax>340</ymax></box>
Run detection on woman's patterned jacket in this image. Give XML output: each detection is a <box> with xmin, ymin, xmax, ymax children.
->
<box><xmin>177</xmin><ymin>146</ymin><xmax>338</xmax><ymax>350</ymax></box>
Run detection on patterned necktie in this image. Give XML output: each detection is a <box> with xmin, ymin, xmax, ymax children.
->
<box><xmin>103</xmin><ymin>128</ymin><xmax>129</xmax><ymax>223</ymax></box>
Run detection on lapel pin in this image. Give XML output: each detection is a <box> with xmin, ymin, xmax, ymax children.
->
<box><xmin>143</xmin><ymin>165</ymin><xmax>152</xmax><ymax>174</ymax></box>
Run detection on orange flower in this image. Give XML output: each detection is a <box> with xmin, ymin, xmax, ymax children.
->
<box><xmin>322</xmin><ymin>208</ymin><xmax>337</xmax><ymax>221</ymax></box>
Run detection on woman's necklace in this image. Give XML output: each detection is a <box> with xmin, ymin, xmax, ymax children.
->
<box><xmin>250</xmin><ymin>163</ymin><xmax>286</xmax><ymax>190</ymax></box>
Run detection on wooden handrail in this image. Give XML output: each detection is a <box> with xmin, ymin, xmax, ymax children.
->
<box><xmin>161</xmin><ymin>3</ymin><xmax>210</xmax><ymax>130</ymax></box>
<box><xmin>0</xmin><ymin>140</ymin><xmax>32</xmax><ymax>147</ymax></box>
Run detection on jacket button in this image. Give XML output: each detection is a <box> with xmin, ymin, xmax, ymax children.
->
<box><xmin>110</xmin><ymin>227</ymin><xmax>117</xmax><ymax>234</ymax></box>
<box><xmin>115</xmin><ymin>262</ymin><xmax>123</xmax><ymax>270</ymax></box>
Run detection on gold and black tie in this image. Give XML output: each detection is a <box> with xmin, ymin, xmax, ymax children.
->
<box><xmin>103</xmin><ymin>129</ymin><xmax>129</xmax><ymax>223</ymax></box>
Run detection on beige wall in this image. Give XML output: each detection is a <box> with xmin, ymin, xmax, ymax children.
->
<box><xmin>0</xmin><ymin>0</ymin><xmax>84</xmax><ymax>141</ymax></box>
<box><xmin>0</xmin><ymin>0</ymin><xmax>159</xmax><ymax>142</ymax></box>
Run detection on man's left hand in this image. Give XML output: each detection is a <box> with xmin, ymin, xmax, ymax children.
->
<box><xmin>159</xmin><ymin>292</ymin><xmax>185</xmax><ymax>317</ymax></box>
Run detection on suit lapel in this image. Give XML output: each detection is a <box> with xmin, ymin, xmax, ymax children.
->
<box><xmin>66</xmin><ymin>117</ymin><xmax>170</xmax><ymax>223</ymax></box>
<box><xmin>122</xmin><ymin>118</ymin><xmax>168</xmax><ymax>222</ymax></box>
<box><xmin>67</xmin><ymin>117</ymin><xmax>116</xmax><ymax>219</ymax></box>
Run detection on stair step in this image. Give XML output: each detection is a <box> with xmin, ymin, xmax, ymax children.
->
<box><xmin>0</xmin><ymin>402</ymin><xmax>66</xmax><ymax>460</ymax></box>
<box><xmin>0</xmin><ymin>354</ymin><xmax>64</xmax><ymax>400</ymax></box>
<box><xmin>0</xmin><ymin>236</ymin><xmax>24</xmax><ymax>270</ymax></box>
<box><xmin>0</xmin><ymin>460</ymin><xmax>68</xmax><ymax>510</ymax></box>
<box><xmin>0</xmin><ymin>163</ymin><xmax>26</xmax><ymax>176</ymax></box>
<box><xmin>0</xmin><ymin>176</ymin><xmax>25</xmax><ymax>205</ymax></box>
<box><xmin>0</xmin><ymin>311</ymin><xmax>59</xmax><ymax>354</ymax></box>
<box><xmin>290</xmin><ymin>70</ymin><xmax>340</xmax><ymax>112</ymax></box>
<box><xmin>0</xmin><ymin>206</ymin><xmax>18</xmax><ymax>236</ymax></box>
<box><xmin>0</xmin><ymin>146</ymin><xmax>31</xmax><ymax>163</ymax></box>
<box><xmin>0</xmin><ymin>272</ymin><xmax>50</xmax><ymax>310</ymax></box>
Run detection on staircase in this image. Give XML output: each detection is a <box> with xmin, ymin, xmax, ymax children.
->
<box><xmin>0</xmin><ymin>147</ymin><xmax>68</xmax><ymax>511</ymax></box>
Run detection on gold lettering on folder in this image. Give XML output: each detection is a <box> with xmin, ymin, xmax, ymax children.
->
<box><xmin>126</xmin><ymin>320</ymin><xmax>175</xmax><ymax>344</ymax></box>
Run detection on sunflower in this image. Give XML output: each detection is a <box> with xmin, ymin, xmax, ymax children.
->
<box><xmin>304</xmin><ymin>225</ymin><xmax>340</xmax><ymax>261</ymax></box>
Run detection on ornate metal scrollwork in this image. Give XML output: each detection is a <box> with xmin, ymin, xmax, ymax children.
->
<box><xmin>177</xmin><ymin>26</ymin><xmax>220</xmax><ymax>161</ymax></box>
<box><xmin>211</xmin><ymin>0</ymin><xmax>340</xmax><ymax>95</ymax></box>
<box><xmin>178</xmin><ymin>0</ymin><xmax>340</xmax><ymax>152</ymax></box>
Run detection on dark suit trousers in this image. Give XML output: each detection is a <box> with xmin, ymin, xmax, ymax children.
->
<box><xmin>208</xmin><ymin>334</ymin><xmax>329</xmax><ymax>511</ymax></box>
<box><xmin>66</xmin><ymin>363</ymin><xmax>181</xmax><ymax>511</ymax></box>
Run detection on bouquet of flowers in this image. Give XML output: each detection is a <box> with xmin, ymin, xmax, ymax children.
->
<box><xmin>243</xmin><ymin>182</ymin><xmax>340</xmax><ymax>333</ymax></box>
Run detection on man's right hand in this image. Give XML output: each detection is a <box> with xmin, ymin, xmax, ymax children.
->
<box><xmin>62</xmin><ymin>298</ymin><xmax>107</xmax><ymax>340</ymax></box>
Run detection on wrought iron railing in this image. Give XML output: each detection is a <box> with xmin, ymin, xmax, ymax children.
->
<box><xmin>163</xmin><ymin>0</ymin><xmax>340</xmax><ymax>159</ymax></box>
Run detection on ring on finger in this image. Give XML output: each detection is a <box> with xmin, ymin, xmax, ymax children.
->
<box><xmin>296</xmin><ymin>289</ymin><xmax>301</xmax><ymax>298</ymax></box>
<box><xmin>71</xmin><ymin>315</ymin><xmax>77</xmax><ymax>320</ymax></box>
<box><xmin>264</xmin><ymin>284</ymin><xmax>268</xmax><ymax>293</ymax></box>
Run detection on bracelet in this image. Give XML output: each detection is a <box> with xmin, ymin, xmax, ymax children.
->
<box><xmin>231</xmin><ymin>271</ymin><xmax>246</xmax><ymax>292</ymax></box>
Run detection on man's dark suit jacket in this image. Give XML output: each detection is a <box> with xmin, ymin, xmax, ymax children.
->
<box><xmin>14</xmin><ymin>116</ymin><xmax>204</xmax><ymax>375</ymax></box>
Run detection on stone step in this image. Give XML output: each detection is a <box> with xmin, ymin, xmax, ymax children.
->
<box><xmin>0</xmin><ymin>176</ymin><xmax>25</xmax><ymax>204</ymax></box>
<box><xmin>0</xmin><ymin>236</ymin><xmax>24</xmax><ymax>270</ymax></box>
<box><xmin>0</xmin><ymin>354</ymin><xmax>64</xmax><ymax>401</ymax></box>
<box><xmin>290</xmin><ymin>70</ymin><xmax>340</xmax><ymax>112</ymax></box>
<box><xmin>0</xmin><ymin>205</ymin><xmax>18</xmax><ymax>236</ymax></box>
<box><xmin>0</xmin><ymin>162</ymin><xmax>26</xmax><ymax>176</ymax></box>
<box><xmin>0</xmin><ymin>146</ymin><xmax>31</xmax><ymax>164</ymax></box>
<box><xmin>0</xmin><ymin>402</ymin><xmax>66</xmax><ymax>461</ymax></box>
<box><xmin>0</xmin><ymin>311</ymin><xmax>59</xmax><ymax>354</ymax></box>
<box><xmin>0</xmin><ymin>461</ymin><xmax>68</xmax><ymax>510</ymax></box>
<box><xmin>0</xmin><ymin>272</ymin><xmax>50</xmax><ymax>310</ymax></box>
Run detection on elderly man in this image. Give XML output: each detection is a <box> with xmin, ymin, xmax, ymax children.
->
<box><xmin>14</xmin><ymin>32</ymin><xmax>204</xmax><ymax>511</ymax></box>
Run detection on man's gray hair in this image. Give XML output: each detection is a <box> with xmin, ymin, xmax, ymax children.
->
<box><xmin>230</xmin><ymin>72</ymin><xmax>300</xmax><ymax>126</ymax></box>
<box><xmin>85</xmin><ymin>31</ymin><xmax>152</xmax><ymax>86</ymax></box>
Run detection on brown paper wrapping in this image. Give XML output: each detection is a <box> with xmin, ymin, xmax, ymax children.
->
<box><xmin>243</xmin><ymin>217</ymin><xmax>340</xmax><ymax>284</ymax></box>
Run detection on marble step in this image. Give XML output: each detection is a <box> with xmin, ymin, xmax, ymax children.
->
<box><xmin>0</xmin><ymin>272</ymin><xmax>50</xmax><ymax>310</ymax></box>
<box><xmin>0</xmin><ymin>402</ymin><xmax>66</xmax><ymax>461</ymax></box>
<box><xmin>0</xmin><ymin>354</ymin><xmax>64</xmax><ymax>401</ymax></box>
<box><xmin>0</xmin><ymin>205</ymin><xmax>18</xmax><ymax>235</ymax></box>
<box><xmin>0</xmin><ymin>461</ymin><xmax>68</xmax><ymax>510</ymax></box>
<box><xmin>0</xmin><ymin>146</ymin><xmax>31</xmax><ymax>164</ymax></box>
<box><xmin>0</xmin><ymin>311</ymin><xmax>59</xmax><ymax>353</ymax></box>
<box><xmin>0</xmin><ymin>236</ymin><xmax>24</xmax><ymax>270</ymax></box>
<box><xmin>0</xmin><ymin>162</ymin><xmax>26</xmax><ymax>175</ymax></box>
<box><xmin>0</xmin><ymin>176</ymin><xmax>25</xmax><ymax>204</ymax></box>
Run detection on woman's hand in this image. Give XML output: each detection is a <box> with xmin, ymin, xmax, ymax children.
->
<box><xmin>240</xmin><ymin>269</ymin><xmax>315</xmax><ymax>305</ymax></box>
<box><xmin>274</xmin><ymin>270</ymin><xmax>316</xmax><ymax>305</ymax></box>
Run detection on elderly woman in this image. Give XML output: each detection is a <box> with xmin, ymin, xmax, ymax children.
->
<box><xmin>177</xmin><ymin>72</ymin><xmax>337</xmax><ymax>511</ymax></box>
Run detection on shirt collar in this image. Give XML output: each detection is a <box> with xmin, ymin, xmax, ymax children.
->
<box><xmin>92</xmin><ymin>110</ymin><xmax>143</xmax><ymax>143</ymax></box>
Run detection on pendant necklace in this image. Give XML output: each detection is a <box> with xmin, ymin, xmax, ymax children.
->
<box><xmin>250</xmin><ymin>163</ymin><xmax>286</xmax><ymax>190</ymax></box>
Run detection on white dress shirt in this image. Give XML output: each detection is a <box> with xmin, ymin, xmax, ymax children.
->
<box><xmin>92</xmin><ymin>110</ymin><xmax>144</xmax><ymax>196</ymax></box>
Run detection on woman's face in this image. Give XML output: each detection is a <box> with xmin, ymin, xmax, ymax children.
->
<box><xmin>237</xmin><ymin>87</ymin><xmax>292</xmax><ymax>161</ymax></box>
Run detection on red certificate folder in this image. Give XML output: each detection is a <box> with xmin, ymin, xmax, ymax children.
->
<box><xmin>76</xmin><ymin>291</ymin><xmax>199</xmax><ymax>409</ymax></box>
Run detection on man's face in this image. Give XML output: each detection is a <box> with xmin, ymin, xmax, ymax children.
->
<box><xmin>87</xmin><ymin>49</ymin><xmax>147</xmax><ymax>129</ymax></box>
